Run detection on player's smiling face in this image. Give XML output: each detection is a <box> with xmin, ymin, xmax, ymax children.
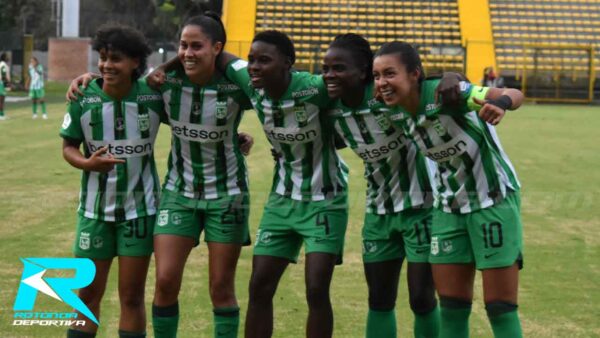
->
<box><xmin>322</xmin><ymin>47</ymin><xmax>365</xmax><ymax>100</ymax></box>
<box><xmin>178</xmin><ymin>25</ymin><xmax>222</xmax><ymax>83</ymax></box>
<box><xmin>373</xmin><ymin>54</ymin><xmax>420</xmax><ymax>106</ymax></box>
<box><xmin>97</xmin><ymin>48</ymin><xmax>139</xmax><ymax>87</ymax></box>
<box><xmin>247</xmin><ymin>41</ymin><xmax>290</xmax><ymax>90</ymax></box>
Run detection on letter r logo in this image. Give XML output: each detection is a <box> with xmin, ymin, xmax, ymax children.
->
<box><xmin>13</xmin><ymin>258</ymin><xmax>98</xmax><ymax>324</ymax></box>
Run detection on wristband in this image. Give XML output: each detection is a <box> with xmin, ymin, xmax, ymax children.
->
<box><xmin>486</xmin><ymin>95</ymin><xmax>513</xmax><ymax>111</ymax></box>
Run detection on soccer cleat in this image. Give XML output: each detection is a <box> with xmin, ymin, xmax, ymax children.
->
<box><xmin>43</xmin><ymin>114</ymin><xmax>48</xmax><ymax>120</ymax></box>
<box><xmin>0</xmin><ymin>116</ymin><xmax>5</xmax><ymax>120</ymax></box>
<box><xmin>32</xmin><ymin>114</ymin><xmax>38</xmax><ymax>119</ymax></box>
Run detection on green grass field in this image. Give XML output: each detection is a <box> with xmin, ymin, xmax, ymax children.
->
<box><xmin>0</xmin><ymin>83</ymin><xmax>598</xmax><ymax>337</ymax></box>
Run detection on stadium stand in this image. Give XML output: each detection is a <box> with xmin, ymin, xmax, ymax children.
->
<box><xmin>254</xmin><ymin>0</ymin><xmax>464</xmax><ymax>73</ymax></box>
<box><xmin>222</xmin><ymin>0</ymin><xmax>599</xmax><ymax>101</ymax></box>
<box><xmin>489</xmin><ymin>0</ymin><xmax>599</xmax><ymax>101</ymax></box>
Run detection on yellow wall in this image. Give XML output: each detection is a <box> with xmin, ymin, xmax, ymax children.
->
<box><xmin>222</xmin><ymin>0</ymin><xmax>257</xmax><ymax>59</ymax></box>
<box><xmin>457</xmin><ymin>0</ymin><xmax>496</xmax><ymax>83</ymax></box>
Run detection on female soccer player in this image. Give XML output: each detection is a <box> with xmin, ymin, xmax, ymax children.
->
<box><xmin>26</xmin><ymin>56</ymin><xmax>48</xmax><ymax>119</ymax></box>
<box><xmin>150</xmin><ymin>13</ymin><xmax>253</xmax><ymax>338</ymax></box>
<box><xmin>373</xmin><ymin>41</ymin><xmax>524</xmax><ymax>338</ymax></box>
<box><xmin>0</xmin><ymin>53</ymin><xmax>10</xmax><ymax>120</ymax></box>
<box><xmin>60</xmin><ymin>24</ymin><xmax>161</xmax><ymax>338</ymax></box>
<box><xmin>222</xmin><ymin>31</ymin><xmax>349</xmax><ymax>338</ymax></box>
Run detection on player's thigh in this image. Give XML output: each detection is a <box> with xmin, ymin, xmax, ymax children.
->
<box><xmin>467</xmin><ymin>192</ymin><xmax>524</xmax><ymax>270</ymax></box>
<box><xmin>431</xmin><ymin>263</ymin><xmax>476</xmax><ymax>300</ymax></box>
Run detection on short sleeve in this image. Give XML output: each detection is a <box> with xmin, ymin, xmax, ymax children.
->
<box><xmin>60</xmin><ymin>100</ymin><xmax>84</xmax><ymax>141</ymax></box>
<box><xmin>459</xmin><ymin>81</ymin><xmax>490</xmax><ymax>112</ymax></box>
<box><xmin>225</xmin><ymin>59</ymin><xmax>253</xmax><ymax>96</ymax></box>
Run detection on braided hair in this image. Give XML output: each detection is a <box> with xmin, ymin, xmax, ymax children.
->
<box><xmin>328</xmin><ymin>33</ymin><xmax>373</xmax><ymax>83</ymax></box>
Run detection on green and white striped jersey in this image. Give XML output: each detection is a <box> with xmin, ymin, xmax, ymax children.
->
<box><xmin>60</xmin><ymin>78</ymin><xmax>165</xmax><ymax>221</ymax></box>
<box><xmin>160</xmin><ymin>69</ymin><xmax>252</xmax><ymax>199</ymax></box>
<box><xmin>329</xmin><ymin>83</ymin><xmax>435</xmax><ymax>214</ymax></box>
<box><xmin>388</xmin><ymin>79</ymin><xmax>520</xmax><ymax>214</ymax></box>
<box><xmin>226</xmin><ymin>60</ymin><xmax>348</xmax><ymax>201</ymax></box>
<box><xmin>28</xmin><ymin>64</ymin><xmax>44</xmax><ymax>90</ymax></box>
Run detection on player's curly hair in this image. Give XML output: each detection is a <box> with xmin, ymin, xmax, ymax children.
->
<box><xmin>182</xmin><ymin>11</ymin><xmax>226</xmax><ymax>51</ymax></box>
<box><xmin>91</xmin><ymin>23</ymin><xmax>151</xmax><ymax>80</ymax></box>
<box><xmin>0</xmin><ymin>53</ymin><xmax>8</xmax><ymax>62</ymax></box>
<box><xmin>252</xmin><ymin>30</ymin><xmax>296</xmax><ymax>66</ymax></box>
<box><xmin>375</xmin><ymin>41</ymin><xmax>425</xmax><ymax>84</ymax></box>
<box><xmin>328</xmin><ymin>33</ymin><xmax>373</xmax><ymax>84</ymax></box>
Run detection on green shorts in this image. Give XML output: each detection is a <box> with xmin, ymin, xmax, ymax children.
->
<box><xmin>362</xmin><ymin>208</ymin><xmax>433</xmax><ymax>264</ymax></box>
<box><xmin>0</xmin><ymin>82</ymin><xmax>5</xmax><ymax>96</ymax></box>
<box><xmin>154</xmin><ymin>189</ymin><xmax>250</xmax><ymax>246</ymax></box>
<box><xmin>29</xmin><ymin>88</ymin><xmax>45</xmax><ymax>99</ymax></box>
<box><xmin>429</xmin><ymin>192</ymin><xmax>523</xmax><ymax>270</ymax></box>
<box><xmin>254</xmin><ymin>193</ymin><xmax>348</xmax><ymax>263</ymax></box>
<box><xmin>73</xmin><ymin>215</ymin><xmax>155</xmax><ymax>259</ymax></box>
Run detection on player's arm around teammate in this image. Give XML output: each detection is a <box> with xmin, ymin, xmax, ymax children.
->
<box><xmin>373</xmin><ymin>41</ymin><xmax>524</xmax><ymax>338</ymax></box>
<box><xmin>223</xmin><ymin>31</ymin><xmax>349</xmax><ymax>338</ymax></box>
<box><xmin>60</xmin><ymin>24</ymin><xmax>160</xmax><ymax>338</ymax></box>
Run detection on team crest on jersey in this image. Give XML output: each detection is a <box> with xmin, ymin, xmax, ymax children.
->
<box><xmin>79</xmin><ymin>232</ymin><xmax>90</xmax><ymax>250</ymax></box>
<box><xmin>294</xmin><ymin>106</ymin><xmax>308</xmax><ymax>124</ymax></box>
<box><xmin>430</xmin><ymin>236</ymin><xmax>439</xmax><ymax>255</ymax></box>
<box><xmin>216</xmin><ymin>101</ymin><xmax>228</xmax><ymax>119</ymax></box>
<box><xmin>115</xmin><ymin>117</ymin><xmax>125</xmax><ymax>131</ymax></box>
<box><xmin>374</xmin><ymin>113</ymin><xmax>392</xmax><ymax>131</ymax></box>
<box><xmin>432</xmin><ymin>119</ymin><xmax>445</xmax><ymax>136</ymax></box>
<box><xmin>191</xmin><ymin>102</ymin><xmax>202</xmax><ymax>115</ymax></box>
<box><xmin>157</xmin><ymin>210</ymin><xmax>169</xmax><ymax>227</ymax></box>
<box><xmin>137</xmin><ymin>113</ymin><xmax>150</xmax><ymax>132</ymax></box>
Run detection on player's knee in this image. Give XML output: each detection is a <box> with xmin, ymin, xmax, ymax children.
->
<box><xmin>409</xmin><ymin>294</ymin><xmax>437</xmax><ymax>315</ymax></box>
<box><xmin>248</xmin><ymin>274</ymin><xmax>277</xmax><ymax>303</ymax></box>
<box><xmin>78</xmin><ymin>286</ymin><xmax>104</xmax><ymax>309</ymax></box>
<box><xmin>209</xmin><ymin>281</ymin><xmax>235</xmax><ymax>306</ymax></box>
<box><xmin>305</xmin><ymin>284</ymin><xmax>330</xmax><ymax>307</ymax></box>
<box><xmin>408</xmin><ymin>283</ymin><xmax>437</xmax><ymax>314</ymax></box>
<box><xmin>485</xmin><ymin>301</ymin><xmax>518</xmax><ymax>318</ymax></box>
<box><xmin>155</xmin><ymin>273</ymin><xmax>181</xmax><ymax>300</ymax></box>
<box><xmin>368</xmin><ymin>288</ymin><xmax>397</xmax><ymax>311</ymax></box>
<box><xmin>119</xmin><ymin>288</ymin><xmax>145</xmax><ymax>310</ymax></box>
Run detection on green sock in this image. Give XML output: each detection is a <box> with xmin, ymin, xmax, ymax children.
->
<box><xmin>213</xmin><ymin>306</ymin><xmax>240</xmax><ymax>338</ymax></box>
<box><xmin>41</xmin><ymin>101</ymin><xmax>47</xmax><ymax>115</ymax></box>
<box><xmin>414</xmin><ymin>305</ymin><xmax>440</xmax><ymax>338</ymax></box>
<box><xmin>0</xmin><ymin>110</ymin><xmax>4</xmax><ymax>117</ymax></box>
<box><xmin>32</xmin><ymin>102</ymin><xmax>37</xmax><ymax>115</ymax></box>
<box><xmin>152</xmin><ymin>302</ymin><xmax>179</xmax><ymax>338</ymax></box>
<box><xmin>440</xmin><ymin>297</ymin><xmax>472</xmax><ymax>338</ymax></box>
<box><xmin>366</xmin><ymin>309</ymin><xmax>397</xmax><ymax>338</ymax></box>
<box><xmin>66</xmin><ymin>329</ymin><xmax>96</xmax><ymax>338</ymax></box>
<box><xmin>486</xmin><ymin>302</ymin><xmax>522</xmax><ymax>338</ymax></box>
<box><xmin>118</xmin><ymin>330</ymin><xmax>146</xmax><ymax>338</ymax></box>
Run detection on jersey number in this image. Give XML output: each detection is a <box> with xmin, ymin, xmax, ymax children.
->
<box><xmin>482</xmin><ymin>222</ymin><xmax>503</xmax><ymax>248</ymax></box>
<box><xmin>124</xmin><ymin>220</ymin><xmax>147</xmax><ymax>239</ymax></box>
<box><xmin>414</xmin><ymin>219</ymin><xmax>432</xmax><ymax>246</ymax></box>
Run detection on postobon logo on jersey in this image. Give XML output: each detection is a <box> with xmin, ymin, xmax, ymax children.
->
<box><xmin>354</xmin><ymin>131</ymin><xmax>407</xmax><ymax>163</ymax></box>
<box><xmin>87</xmin><ymin>139</ymin><xmax>154</xmax><ymax>158</ymax></box>
<box><xmin>169</xmin><ymin>120</ymin><xmax>230</xmax><ymax>143</ymax></box>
